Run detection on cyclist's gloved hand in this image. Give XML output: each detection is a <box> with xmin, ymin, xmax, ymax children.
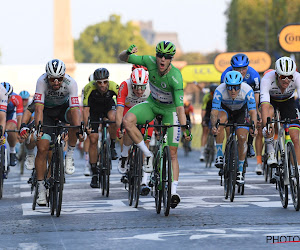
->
<box><xmin>0</xmin><ymin>135</ymin><xmax>6</xmax><ymax>146</ymax></box>
<box><xmin>126</xmin><ymin>44</ymin><xmax>137</xmax><ymax>55</ymax></box>
<box><xmin>183</xmin><ymin>128</ymin><xmax>192</xmax><ymax>141</ymax></box>
<box><xmin>20</xmin><ymin>126</ymin><xmax>30</xmax><ymax>138</ymax></box>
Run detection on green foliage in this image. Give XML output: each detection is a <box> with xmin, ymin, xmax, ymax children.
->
<box><xmin>226</xmin><ymin>0</ymin><xmax>300</xmax><ymax>64</ymax></box>
<box><xmin>74</xmin><ymin>15</ymin><xmax>155</xmax><ymax>63</ymax></box>
<box><xmin>176</xmin><ymin>52</ymin><xmax>207</xmax><ymax>64</ymax></box>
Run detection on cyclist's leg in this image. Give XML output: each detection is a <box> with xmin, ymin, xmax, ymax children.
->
<box><xmin>200</xmin><ymin>119</ymin><xmax>209</xmax><ymax>161</ymax></box>
<box><xmin>214</xmin><ymin>110</ymin><xmax>228</xmax><ymax>168</ymax></box>
<box><xmin>107</xmin><ymin>109</ymin><xmax>118</xmax><ymax>160</ymax></box>
<box><xmin>255</xmin><ymin>112</ymin><xmax>264</xmax><ymax>174</ymax></box>
<box><xmin>124</xmin><ymin>102</ymin><xmax>155</xmax><ymax>159</ymax></box>
<box><xmin>6</xmin><ymin>118</ymin><xmax>18</xmax><ymax>166</ymax></box>
<box><xmin>88</xmin><ymin>115</ymin><xmax>100</xmax><ymax>188</ymax></box>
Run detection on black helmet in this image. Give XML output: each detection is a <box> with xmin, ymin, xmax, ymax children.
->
<box><xmin>93</xmin><ymin>68</ymin><xmax>109</xmax><ymax>80</ymax></box>
<box><xmin>209</xmin><ymin>84</ymin><xmax>218</xmax><ymax>93</ymax></box>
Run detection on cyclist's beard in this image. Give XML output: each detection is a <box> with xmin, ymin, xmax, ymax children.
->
<box><xmin>97</xmin><ymin>85</ymin><xmax>108</xmax><ymax>94</ymax></box>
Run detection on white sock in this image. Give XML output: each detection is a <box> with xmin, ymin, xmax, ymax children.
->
<box><xmin>121</xmin><ymin>145</ymin><xmax>131</xmax><ymax>158</ymax></box>
<box><xmin>27</xmin><ymin>149</ymin><xmax>34</xmax><ymax>155</ymax></box>
<box><xmin>10</xmin><ymin>146</ymin><xmax>16</xmax><ymax>153</ymax></box>
<box><xmin>171</xmin><ymin>181</ymin><xmax>178</xmax><ymax>194</ymax></box>
<box><xmin>38</xmin><ymin>180</ymin><xmax>45</xmax><ymax>190</ymax></box>
<box><xmin>142</xmin><ymin>172</ymin><xmax>149</xmax><ymax>185</ymax></box>
<box><xmin>66</xmin><ymin>146</ymin><xmax>75</xmax><ymax>157</ymax></box>
<box><xmin>136</xmin><ymin>141</ymin><xmax>152</xmax><ymax>157</ymax></box>
<box><xmin>84</xmin><ymin>152</ymin><xmax>89</xmax><ymax>161</ymax></box>
<box><xmin>200</xmin><ymin>146</ymin><xmax>204</xmax><ymax>152</ymax></box>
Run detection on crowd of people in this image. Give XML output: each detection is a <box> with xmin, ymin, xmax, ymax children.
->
<box><xmin>1</xmin><ymin>40</ymin><xmax>299</xmax><ymax>212</ymax></box>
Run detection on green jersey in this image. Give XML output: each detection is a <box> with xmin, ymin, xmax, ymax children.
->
<box><xmin>128</xmin><ymin>55</ymin><xmax>184</xmax><ymax>108</ymax></box>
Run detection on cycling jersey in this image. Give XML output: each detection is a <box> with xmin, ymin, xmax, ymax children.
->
<box><xmin>128</xmin><ymin>55</ymin><xmax>184</xmax><ymax>108</ymax></box>
<box><xmin>34</xmin><ymin>73</ymin><xmax>79</xmax><ymax>108</ymax></box>
<box><xmin>127</xmin><ymin>54</ymin><xmax>184</xmax><ymax>147</ymax></box>
<box><xmin>0</xmin><ymin>84</ymin><xmax>8</xmax><ymax>113</ymax></box>
<box><xmin>260</xmin><ymin>70</ymin><xmax>300</xmax><ymax>103</ymax></box>
<box><xmin>7</xmin><ymin>93</ymin><xmax>23</xmax><ymax>117</ymax></box>
<box><xmin>83</xmin><ymin>80</ymin><xmax>119</xmax><ymax>109</ymax></box>
<box><xmin>202</xmin><ymin>92</ymin><xmax>213</xmax><ymax>110</ymax></box>
<box><xmin>221</xmin><ymin>66</ymin><xmax>260</xmax><ymax>93</ymax></box>
<box><xmin>212</xmin><ymin>82</ymin><xmax>256</xmax><ymax>111</ymax></box>
<box><xmin>117</xmin><ymin>79</ymin><xmax>150</xmax><ymax>108</ymax></box>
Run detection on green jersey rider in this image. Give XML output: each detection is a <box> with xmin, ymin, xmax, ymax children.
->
<box><xmin>119</xmin><ymin>41</ymin><xmax>191</xmax><ymax>208</ymax></box>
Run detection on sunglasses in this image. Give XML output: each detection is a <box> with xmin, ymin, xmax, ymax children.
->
<box><xmin>233</xmin><ymin>66</ymin><xmax>247</xmax><ymax>72</ymax></box>
<box><xmin>278</xmin><ymin>75</ymin><xmax>293</xmax><ymax>80</ymax></box>
<box><xmin>96</xmin><ymin>80</ymin><xmax>109</xmax><ymax>84</ymax></box>
<box><xmin>156</xmin><ymin>53</ymin><xmax>173</xmax><ymax>60</ymax></box>
<box><xmin>132</xmin><ymin>85</ymin><xmax>147</xmax><ymax>90</ymax></box>
<box><xmin>226</xmin><ymin>85</ymin><xmax>241</xmax><ymax>91</ymax></box>
<box><xmin>48</xmin><ymin>77</ymin><xmax>64</xmax><ymax>82</ymax></box>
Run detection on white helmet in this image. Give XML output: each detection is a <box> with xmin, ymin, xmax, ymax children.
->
<box><xmin>275</xmin><ymin>57</ymin><xmax>296</xmax><ymax>76</ymax></box>
<box><xmin>130</xmin><ymin>68</ymin><xmax>149</xmax><ymax>86</ymax></box>
<box><xmin>45</xmin><ymin>59</ymin><xmax>66</xmax><ymax>78</ymax></box>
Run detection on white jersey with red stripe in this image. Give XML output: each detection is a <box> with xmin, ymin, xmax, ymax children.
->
<box><xmin>260</xmin><ymin>70</ymin><xmax>300</xmax><ymax>103</ymax></box>
<box><xmin>117</xmin><ymin>79</ymin><xmax>150</xmax><ymax>108</ymax></box>
<box><xmin>0</xmin><ymin>84</ymin><xmax>8</xmax><ymax>113</ymax></box>
<box><xmin>34</xmin><ymin>73</ymin><xmax>79</xmax><ymax>108</ymax></box>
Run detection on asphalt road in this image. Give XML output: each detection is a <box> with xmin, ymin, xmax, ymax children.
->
<box><xmin>1</xmin><ymin>145</ymin><xmax>300</xmax><ymax>249</ymax></box>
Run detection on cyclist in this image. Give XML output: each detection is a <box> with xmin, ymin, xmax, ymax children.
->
<box><xmin>19</xmin><ymin>101</ymin><xmax>36</xmax><ymax>170</ymax></box>
<box><xmin>118</xmin><ymin>41</ymin><xmax>191</xmax><ymax>208</ymax></box>
<box><xmin>221</xmin><ymin>54</ymin><xmax>263</xmax><ymax>174</ymax></box>
<box><xmin>34</xmin><ymin>59</ymin><xmax>84</xmax><ymax>205</ymax></box>
<box><xmin>261</xmin><ymin>57</ymin><xmax>300</xmax><ymax>174</ymax></box>
<box><xmin>200</xmin><ymin>84</ymin><xmax>218</xmax><ymax>161</ymax></box>
<box><xmin>1</xmin><ymin>82</ymin><xmax>23</xmax><ymax>166</ymax></box>
<box><xmin>211</xmin><ymin>71</ymin><xmax>258</xmax><ymax>184</ymax></box>
<box><xmin>0</xmin><ymin>83</ymin><xmax>8</xmax><ymax>146</ymax></box>
<box><xmin>183</xmin><ymin>100</ymin><xmax>195</xmax><ymax>152</ymax></box>
<box><xmin>116</xmin><ymin>67</ymin><xmax>153</xmax><ymax>195</ymax></box>
<box><xmin>83</xmin><ymin>68</ymin><xmax>119</xmax><ymax>188</ymax></box>
<box><xmin>19</xmin><ymin>90</ymin><xmax>31</xmax><ymax>110</ymax></box>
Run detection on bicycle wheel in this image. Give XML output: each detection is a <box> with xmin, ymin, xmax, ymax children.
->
<box><xmin>162</xmin><ymin>146</ymin><xmax>172</xmax><ymax>216</ymax></box>
<box><xmin>32</xmin><ymin>169</ymin><xmax>38</xmax><ymax>210</ymax></box>
<box><xmin>56</xmin><ymin>143</ymin><xmax>65</xmax><ymax>217</ymax></box>
<box><xmin>0</xmin><ymin>146</ymin><xmax>4</xmax><ymax>199</ymax></box>
<box><xmin>153</xmin><ymin>148</ymin><xmax>162</xmax><ymax>214</ymax></box>
<box><xmin>205</xmin><ymin>133</ymin><xmax>215</xmax><ymax>168</ymax></box>
<box><xmin>275</xmin><ymin>143</ymin><xmax>288</xmax><ymax>208</ymax></box>
<box><xmin>287</xmin><ymin>142</ymin><xmax>300</xmax><ymax>211</ymax></box>
<box><xmin>127</xmin><ymin>147</ymin><xmax>134</xmax><ymax>206</ymax></box>
<box><xmin>223</xmin><ymin>142</ymin><xmax>231</xmax><ymax>199</ymax></box>
<box><xmin>49</xmin><ymin>154</ymin><xmax>56</xmax><ymax>216</ymax></box>
<box><xmin>229</xmin><ymin>139</ymin><xmax>238</xmax><ymax>202</ymax></box>
<box><xmin>133</xmin><ymin>147</ymin><xmax>142</xmax><ymax>208</ymax></box>
<box><xmin>102</xmin><ymin>141</ymin><xmax>110</xmax><ymax>197</ymax></box>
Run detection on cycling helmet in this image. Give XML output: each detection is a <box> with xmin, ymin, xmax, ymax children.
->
<box><xmin>19</xmin><ymin>90</ymin><xmax>30</xmax><ymax>99</ymax></box>
<box><xmin>94</xmin><ymin>68</ymin><xmax>109</xmax><ymax>80</ymax></box>
<box><xmin>131</xmin><ymin>64</ymin><xmax>148</xmax><ymax>71</ymax></box>
<box><xmin>156</xmin><ymin>41</ymin><xmax>176</xmax><ymax>56</ymax></box>
<box><xmin>224</xmin><ymin>71</ymin><xmax>243</xmax><ymax>85</ymax></box>
<box><xmin>130</xmin><ymin>68</ymin><xmax>149</xmax><ymax>86</ymax></box>
<box><xmin>45</xmin><ymin>59</ymin><xmax>66</xmax><ymax>78</ymax></box>
<box><xmin>88</xmin><ymin>73</ymin><xmax>94</xmax><ymax>82</ymax></box>
<box><xmin>263</xmin><ymin>69</ymin><xmax>274</xmax><ymax>76</ymax></box>
<box><xmin>230</xmin><ymin>53</ymin><xmax>249</xmax><ymax>68</ymax></box>
<box><xmin>275</xmin><ymin>57</ymin><xmax>296</xmax><ymax>76</ymax></box>
<box><xmin>209</xmin><ymin>84</ymin><xmax>218</xmax><ymax>93</ymax></box>
<box><xmin>1</xmin><ymin>82</ymin><xmax>13</xmax><ymax>96</ymax></box>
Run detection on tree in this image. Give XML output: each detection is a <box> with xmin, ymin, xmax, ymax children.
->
<box><xmin>225</xmin><ymin>0</ymin><xmax>300</xmax><ymax>64</ymax></box>
<box><xmin>74</xmin><ymin>15</ymin><xmax>155</xmax><ymax>63</ymax></box>
<box><xmin>176</xmin><ymin>52</ymin><xmax>207</xmax><ymax>64</ymax></box>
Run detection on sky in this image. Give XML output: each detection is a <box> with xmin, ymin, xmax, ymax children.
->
<box><xmin>0</xmin><ymin>0</ymin><xmax>230</xmax><ymax>65</ymax></box>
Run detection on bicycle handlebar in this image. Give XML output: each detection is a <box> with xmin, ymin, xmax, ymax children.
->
<box><xmin>216</xmin><ymin>119</ymin><xmax>255</xmax><ymax>131</ymax></box>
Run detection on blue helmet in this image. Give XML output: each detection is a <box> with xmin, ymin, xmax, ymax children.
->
<box><xmin>224</xmin><ymin>71</ymin><xmax>243</xmax><ymax>85</ymax></box>
<box><xmin>19</xmin><ymin>90</ymin><xmax>30</xmax><ymax>99</ymax></box>
<box><xmin>230</xmin><ymin>53</ymin><xmax>249</xmax><ymax>68</ymax></box>
<box><xmin>1</xmin><ymin>82</ymin><xmax>13</xmax><ymax>96</ymax></box>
